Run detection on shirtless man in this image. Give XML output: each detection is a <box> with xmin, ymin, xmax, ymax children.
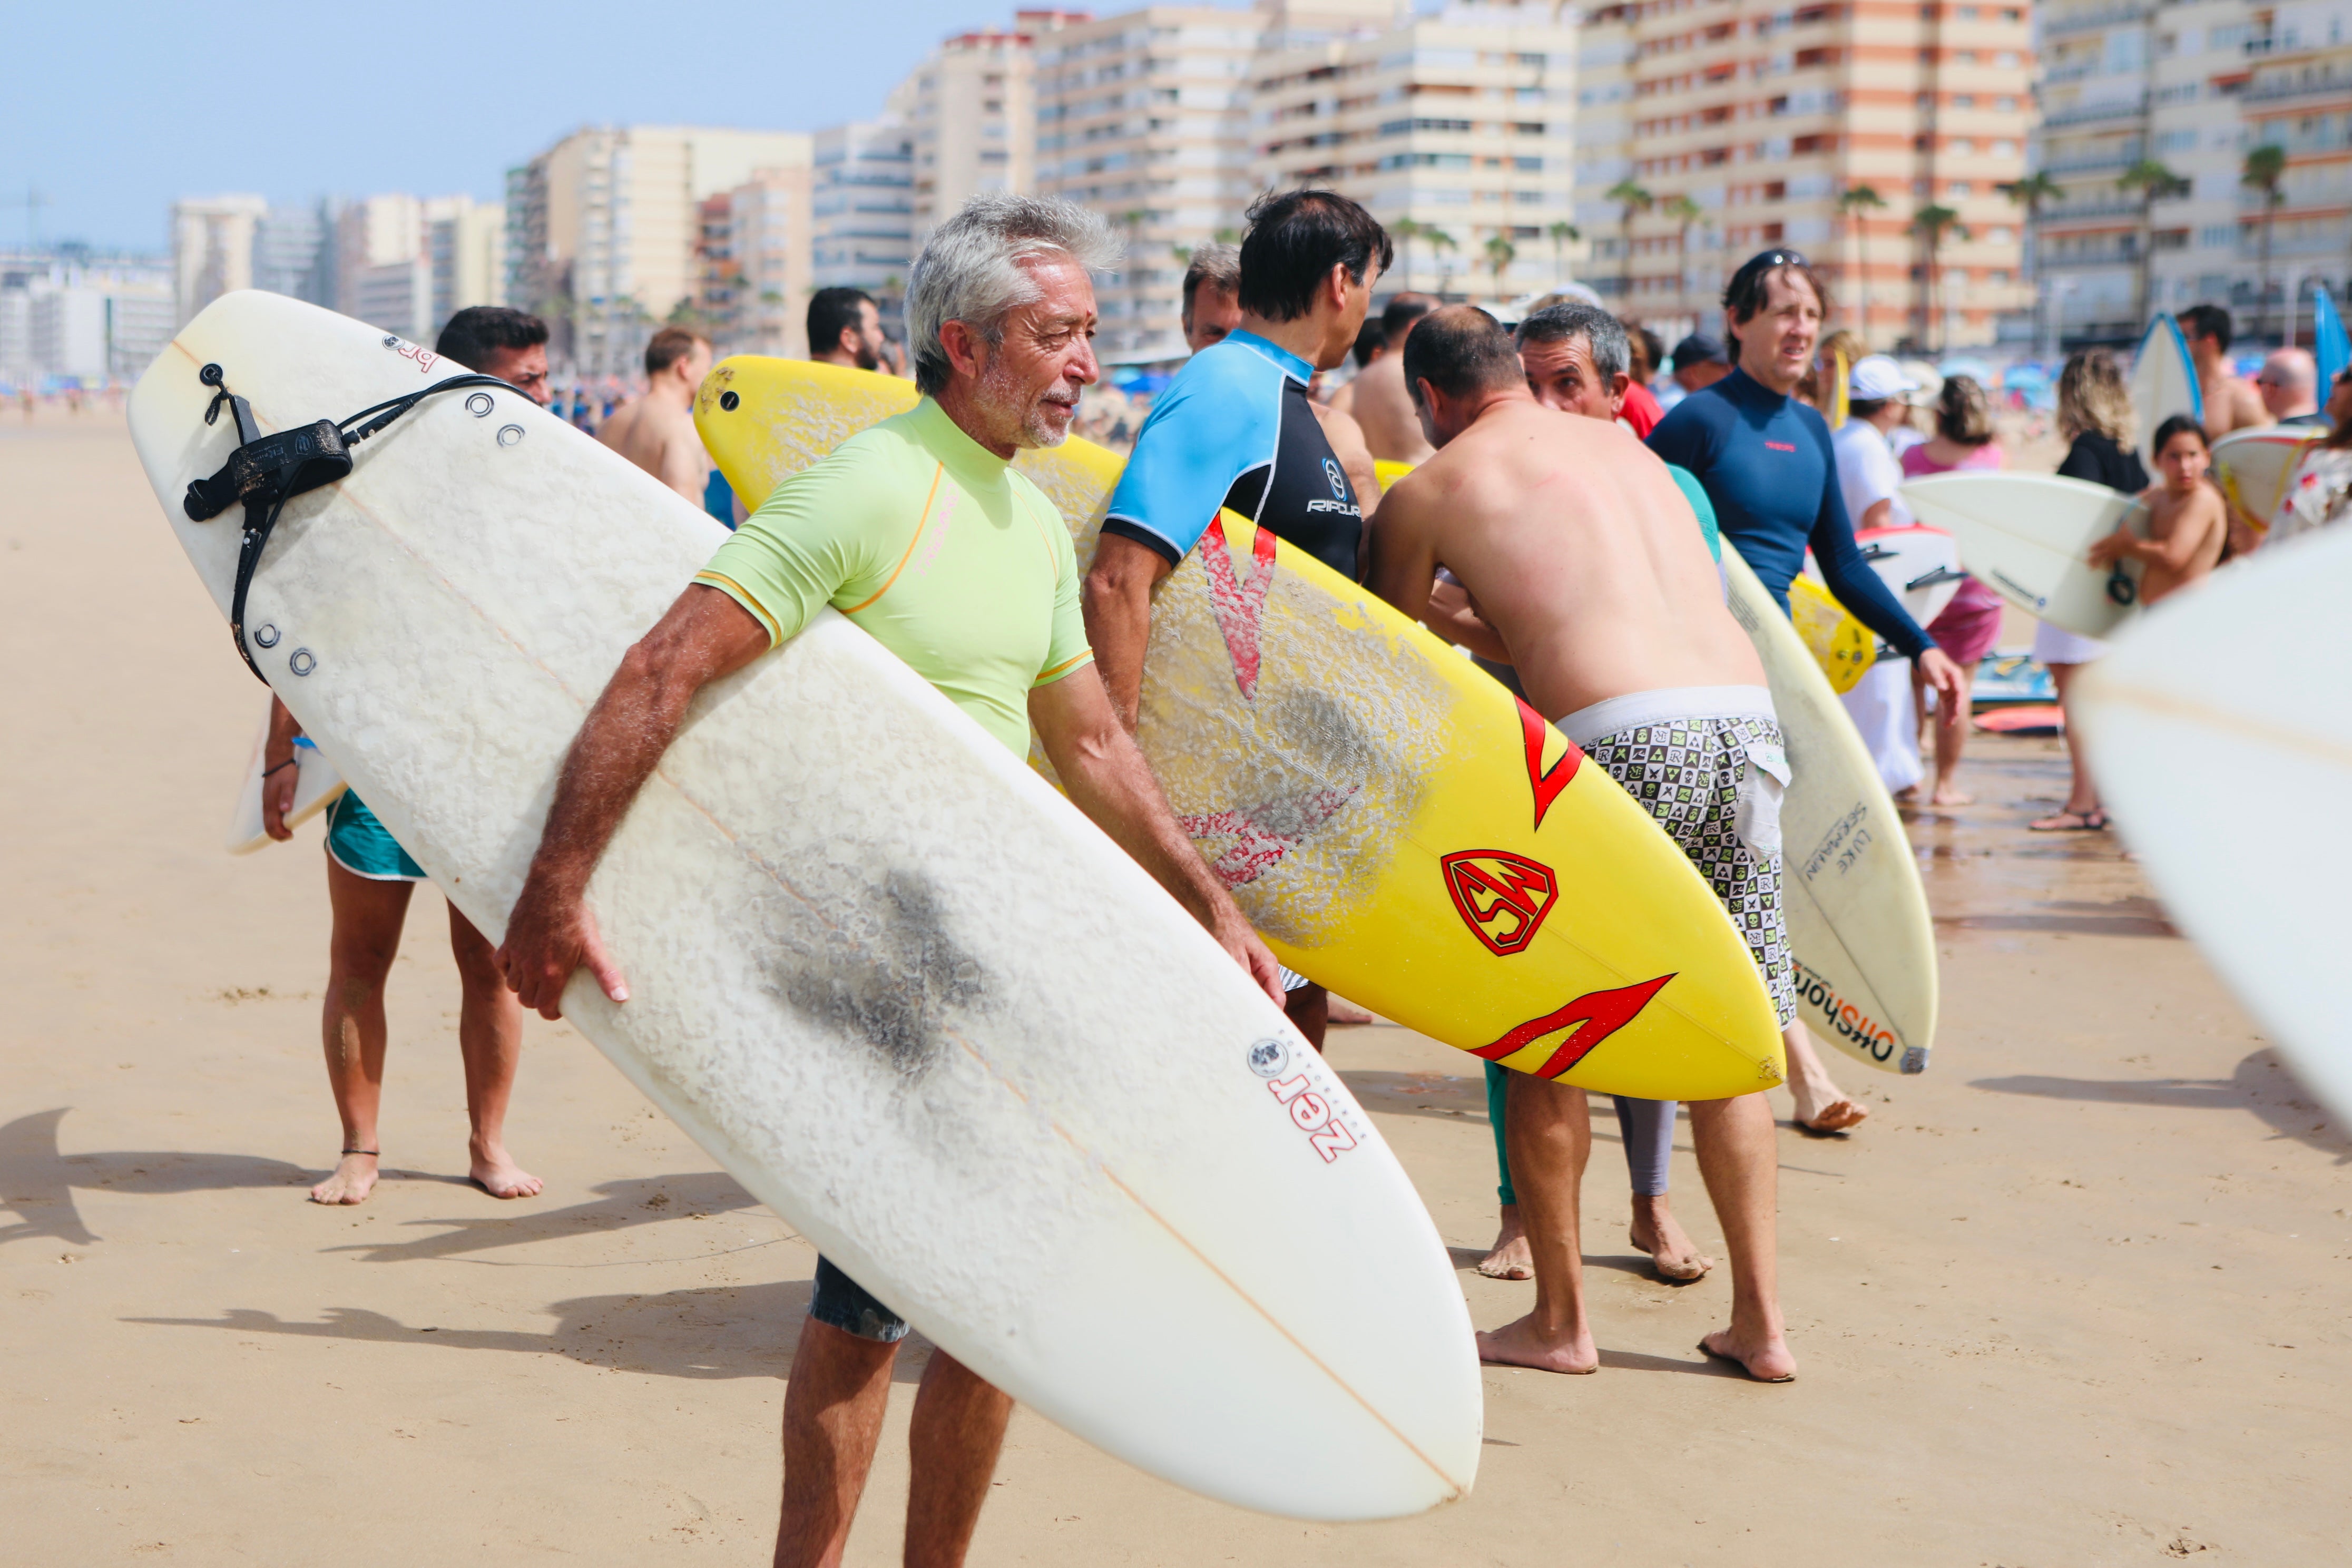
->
<box><xmin>1330</xmin><ymin>293</ymin><xmax>1435</xmax><ymax>463</ymax></box>
<box><xmin>2177</xmin><ymin>304</ymin><xmax>2270</xmax><ymax>438</ymax></box>
<box><xmin>1369</xmin><ymin>306</ymin><xmax>1799</xmax><ymax>1382</ymax></box>
<box><xmin>266</xmin><ymin>304</ymin><xmax>552</xmax><ymax>1206</ymax></box>
<box><xmin>597</xmin><ymin>326</ymin><xmax>714</xmax><ymax>501</ymax></box>
<box><xmin>1184</xmin><ymin>240</ymin><xmax>1381</xmax><ymax>561</ymax></box>
<box><xmin>2091</xmin><ymin>414</ymin><xmax>2229</xmax><ymax>604</ymax></box>
<box><xmin>808</xmin><ymin>286</ymin><xmax>888</xmax><ymax>371</ymax></box>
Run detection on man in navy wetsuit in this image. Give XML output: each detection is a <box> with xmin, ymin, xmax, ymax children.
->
<box><xmin>1648</xmin><ymin>250</ymin><xmax>1966</xmax><ymax>1135</ymax></box>
<box><xmin>1083</xmin><ymin>188</ymin><xmax>1389</xmax><ymax>1050</ymax></box>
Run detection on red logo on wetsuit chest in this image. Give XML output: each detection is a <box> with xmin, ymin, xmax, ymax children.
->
<box><xmin>1199</xmin><ymin>515</ymin><xmax>1278</xmax><ymax>699</ymax></box>
<box><xmin>1764</xmin><ymin>440</ymin><xmax>1797</xmax><ymax>452</ymax></box>
<box><xmin>1442</xmin><ymin>850</ymin><xmax>1559</xmax><ymax>956</ymax></box>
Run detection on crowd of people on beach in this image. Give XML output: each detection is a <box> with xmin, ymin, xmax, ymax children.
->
<box><xmin>227</xmin><ymin>187</ymin><xmax>2352</xmax><ymax>1565</ymax></box>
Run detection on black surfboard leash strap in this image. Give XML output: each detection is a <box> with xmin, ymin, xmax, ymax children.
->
<box><xmin>181</xmin><ymin>361</ymin><xmax>518</xmax><ymax>683</ymax></box>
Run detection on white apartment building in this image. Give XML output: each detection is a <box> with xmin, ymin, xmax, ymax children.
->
<box><xmin>514</xmin><ymin>126</ymin><xmax>813</xmax><ymax>377</ymax></box>
<box><xmin>1577</xmin><ymin>0</ymin><xmax>2033</xmax><ymax>351</ymax></box>
<box><xmin>1</xmin><ymin>249</ymin><xmax>174</xmax><ymax>385</ymax></box>
<box><xmin>812</xmin><ymin>120</ymin><xmax>918</xmax><ymax>323</ymax></box>
<box><xmin>253</xmin><ymin>201</ymin><xmax>334</xmax><ymax>306</ymax></box>
<box><xmin>697</xmin><ymin>166</ymin><xmax>816</xmax><ymax>358</ymax></box>
<box><xmin>2238</xmin><ymin>8</ymin><xmax>2352</xmax><ymax>337</ymax></box>
<box><xmin>171</xmin><ymin>193</ymin><xmax>268</xmax><ymax>326</ymax></box>
<box><xmin>1252</xmin><ymin>1</ymin><xmax>1580</xmax><ymax>306</ymax></box>
<box><xmin>894</xmin><ymin>17</ymin><xmax>1079</xmax><ymax>247</ymax></box>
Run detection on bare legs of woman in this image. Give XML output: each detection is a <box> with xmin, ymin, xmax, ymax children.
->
<box><xmin>1913</xmin><ymin>658</ymin><xmax>1983</xmax><ymax>806</ymax></box>
<box><xmin>1781</xmin><ymin>1023</ymin><xmax>1867</xmax><ymax>1133</ymax></box>
<box><xmin>2029</xmin><ymin>661</ymin><xmax>2108</xmax><ymax>831</ymax></box>
<box><xmin>308</xmin><ymin>858</ymin><xmax>537</xmax><ymax>1204</ymax></box>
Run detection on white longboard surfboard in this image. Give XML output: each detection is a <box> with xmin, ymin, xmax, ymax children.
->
<box><xmin>129</xmin><ymin>292</ymin><xmax>1479</xmax><ymax>1520</ymax></box>
<box><xmin>224</xmin><ymin>711</ymin><xmax>345</xmax><ymax>854</ymax></box>
<box><xmin>1901</xmin><ymin>472</ymin><xmax>2151</xmax><ymax>638</ymax></box>
<box><xmin>2071</xmin><ymin>524</ymin><xmax>2352</xmax><ymax>1129</ymax></box>
<box><xmin>1723</xmin><ymin>545</ymin><xmax>1939</xmax><ymax>1073</ymax></box>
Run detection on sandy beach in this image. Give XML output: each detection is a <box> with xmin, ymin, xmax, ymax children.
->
<box><xmin>5</xmin><ymin>406</ymin><xmax>2346</xmax><ymax>1565</ymax></box>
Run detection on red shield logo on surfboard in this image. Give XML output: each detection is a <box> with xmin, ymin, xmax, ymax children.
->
<box><xmin>1441</xmin><ymin>850</ymin><xmax>1559</xmax><ymax>956</ymax></box>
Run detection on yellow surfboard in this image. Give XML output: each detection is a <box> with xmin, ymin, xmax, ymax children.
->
<box><xmin>1789</xmin><ymin>575</ymin><xmax>1876</xmax><ymax>693</ymax></box>
<box><xmin>697</xmin><ymin>358</ymin><xmax>1783</xmax><ymax>1099</ymax></box>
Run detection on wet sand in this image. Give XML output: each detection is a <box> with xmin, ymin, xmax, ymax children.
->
<box><xmin>4</xmin><ymin>409</ymin><xmax>2347</xmax><ymax>1565</ymax></box>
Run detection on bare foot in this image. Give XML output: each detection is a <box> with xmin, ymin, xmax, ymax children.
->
<box><xmin>309</xmin><ymin>1151</ymin><xmax>378</xmax><ymax>1206</ymax></box>
<box><xmin>1476</xmin><ymin>1205</ymin><xmax>1533</xmax><ymax>1280</ymax></box>
<box><xmin>1477</xmin><ymin>1312</ymin><xmax>1598</xmax><ymax>1375</ymax></box>
<box><xmin>469</xmin><ymin>1142</ymin><xmax>542</xmax><ymax>1200</ymax></box>
<box><xmin>1699</xmin><ymin>1326</ymin><xmax>1796</xmax><ymax>1383</ymax></box>
<box><xmin>1787</xmin><ymin>1045</ymin><xmax>1870</xmax><ymax>1135</ymax></box>
<box><xmin>1325</xmin><ymin>995</ymin><xmax>1375</xmax><ymax>1026</ymax></box>
<box><xmin>1928</xmin><ymin>783</ymin><xmax>1974</xmax><ymax>806</ymax></box>
<box><xmin>1628</xmin><ymin>1197</ymin><xmax>1713</xmax><ymax>1282</ymax></box>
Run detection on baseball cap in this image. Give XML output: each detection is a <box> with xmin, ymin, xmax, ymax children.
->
<box><xmin>1847</xmin><ymin>354</ymin><xmax>1920</xmax><ymax>401</ymax></box>
<box><xmin>1670</xmin><ymin>331</ymin><xmax>1729</xmax><ymax>369</ymax></box>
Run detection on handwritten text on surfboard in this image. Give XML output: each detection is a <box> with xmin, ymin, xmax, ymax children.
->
<box><xmin>1801</xmin><ymin>801</ymin><xmax>1873</xmax><ymax>880</ymax></box>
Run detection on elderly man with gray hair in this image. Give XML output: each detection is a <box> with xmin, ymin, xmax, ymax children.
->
<box><xmin>494</xmin><ymin>192</ymin><xmax>1280</xmax><ymax>1568</ymax></box>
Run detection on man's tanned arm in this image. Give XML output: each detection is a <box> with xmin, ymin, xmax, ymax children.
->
<box><xmin>1028</xmin><ymin>669</ymin><xmax>1284</xmax><ymax>1003</ymax></box>
<box><xmin>496</xmin><ymin>584</ymin><xmax>770</xmax><ymax>1017</ymax></box>
<box><xmin>1365</xmin><ymin>476</ymin><xmax>1441</xmax><ymax>624</ymax></box>
<box><xmin>1080</xmin><ymin>533</ymin><xmax>1174</xmax><ymax>732</ymax></box>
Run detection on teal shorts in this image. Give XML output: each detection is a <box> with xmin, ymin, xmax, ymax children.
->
<box><xmin>325</xmin><ymin>791</ymin><xmax>425</xmax><ymax>883</ymax></box>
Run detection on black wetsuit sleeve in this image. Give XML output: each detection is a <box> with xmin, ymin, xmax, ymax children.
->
<box><xmin>2054</xmin><ymin>436</ymin><xmax>2104</xmax><ymax>484</ymax></box>
<box><xmin>1807</xmin><ymin>426</ymin><xmax>1934</xmax><ymax>660</ymax></box>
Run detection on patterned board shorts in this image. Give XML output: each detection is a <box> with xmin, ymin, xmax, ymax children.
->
<box><xmin>1580</xmin><ymin>713</ymin><xmax>1799</xmax><ymax>1027</ymax></box>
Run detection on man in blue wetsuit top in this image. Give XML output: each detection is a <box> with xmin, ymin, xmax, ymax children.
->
<box><xmin>1646</xmin><ymin>250</ymin><xmax>1965</xmax><ymax>1138</ymax></box>
<box><xmin>1083</xmin><ymin>188</ymin><xmax>1389</xmax><ymax>1052</ymax></box>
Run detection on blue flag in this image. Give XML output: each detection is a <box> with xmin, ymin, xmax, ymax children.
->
<box><xmin>2315</xmin><ymin>283</ymin><xmax>2349</xmax><ymax>393</ymax></box>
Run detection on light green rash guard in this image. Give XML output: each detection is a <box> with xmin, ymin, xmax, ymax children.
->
<box><xmin>696</xmin><ymin>397</ymin><xmax>1094</xmax><ymax>757</ymax></box>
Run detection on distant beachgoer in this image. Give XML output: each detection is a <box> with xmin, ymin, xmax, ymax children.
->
<box><xmin>2030</xmin><ymin>350</ymin><xmax>2148</xmax><ymax>833</ymax></box>
<box><xmin>2177</xmin><ymin>304</ymin><xmax>2270</xmax><ymax>438</ymax></box>
<box><xmin>2256</xmin><ymin>347</ymin><xmax>2324</xmax><ymax>426</ymax></box>
<box><xmin>597</xmin><ymin>328</ymin><xmax>715</xmax><ymax>503</ymax></box>
<box><xmin>1329</xmin><ymin>292</ymin><xmax>1436</xmax><ymax>462</ymax></box>
<box><xmin>265</xmin><ymin>304</ymin><xmax>553</xmax><ymax>1207</ymax></box>
<box><xmin>2265</xmin><ymin>369</ymin><xmax>2352</xmax><ymax>552</ymax></box>
<box><xmin>2092</xmin><ymin>415</ymin><xmax>2227</xmax><ymax>605</ymax></box>
<box><xmin>1616</xmin><ymin>318</ymin><xmax>1665</xmax><ymax>436</ymax></box>
<box><xmin>1830</xmin><ymin>355</ymin><xmax>1928</xmax><ymax>799</ymax></box>
<box><xmin>1900</xmin><ymin>376</ymin><xmax>2010</xmax><ymax>807</ymax></box>
<box><xmin>1667</xmin><ymin>331</ymin><xmax>1731</xmax><ymax>406</ymax></box>
<box><xmin>807</xmin><ymin>287</ymin><xmax>888</xmax><ymax>371</ymax></box>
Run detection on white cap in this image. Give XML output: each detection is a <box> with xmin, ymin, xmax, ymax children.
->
<box><xmin>1848</xmin><ymin>354</ymin><xmax>1919</xmax><ymax>400</ymax></box>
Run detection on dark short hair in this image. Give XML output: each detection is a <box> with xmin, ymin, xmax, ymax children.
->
<box><xmin>1516</xmin><ymin>302</ymin><xmax>1630</xmax><ymax>381</ymax></box>
<box><xmin>1382</xmin><ymin>293</ymin><xmax>1435</xmax><ymax>346</ymax></box>
<box><xmin>1934</xmin><ymin>374</ymin><xmax>1995</xmax><ymax>445</ymax></box>
<box><xmin>2151</xmin><ymin>412</ymin><xmax>2210</xmax><ymax>457</ymax></box>
<box><xmin>1848</xmin><ymin>395</ymin><xmax>1891</xmax><ymax>418</ymax></box>
<box><xmin>645</xmin><ymin>326</ymin><xmax>709</xmax><ymax>378</ymax></box>
<box><xmin>1671</xmin><ymin>331</ymin><xmax>1729</xmax><ymax>367</ymax></box>
<box><xmin>1237</xmin><ymin>189</ymin><xmax>1394</xmax><ymax>323</ymax></box>
<box><xmin>1722</xmin><ymin>249</ymin><xmax>1831</xmax><ymax>351</ymax></box>
<box><xmin>1627</xmin><ymin>321</ymin><xmax>1665</xmax><ymax>378</ymax></box>
<box><xmin>1403</xmin><ymin>305</ymin><xmax>1519</xmax><ymax>405</ymax></box>
<box><xmin>2177</xmin><ymin>303</ymin><xmax>2232</xmax><ymax>351</ymax></box>
<box><xmin>1181</xmin><ymin>242</ymin><xmax>1241</xmax><ymax>322</ymax></box>
<box><xmin>434</xmin><ymin>306</ymin><xmax>548</xmax><ymax>371</ymax></box>
<box><xmin>807</xmin><ymin>287</ymin><xmax>876</xmax><ymax>356</ymax></box>
<box><xmin>1350</xmin><ymin>317</ymin><xmax>1386</xmax><ymax>368</ymax></box>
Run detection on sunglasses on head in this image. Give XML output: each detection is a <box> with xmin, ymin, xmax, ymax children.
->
<box><xmin>1732</xmin><ymin>249</ymin><xmax>1809</xmax><ymax>282</ymax></box>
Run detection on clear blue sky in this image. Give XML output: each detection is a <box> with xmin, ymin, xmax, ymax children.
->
<box><xmin>2</xmin><ymin>0</ymin><xmax>1269</xmax><ymax>252</ymax></box>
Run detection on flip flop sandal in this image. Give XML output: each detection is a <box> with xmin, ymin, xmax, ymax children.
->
<box><xmin>2028</xmin><ymin>810</ymin><xmax>2105</xmax><ymax>832</ymax></box>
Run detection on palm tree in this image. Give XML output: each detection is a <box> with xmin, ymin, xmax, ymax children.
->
<box><xmin>1660</xmin><ymin>194</ymin><xmax>1703</xmax><ymax>318</ymax></box>
<box><xmin>2242</xmin><ymin>143</ymin><xmax>2287</xmax><ymax>344</ymax></box>
<box><xmin>1425</xmin><ymin>226</ymin><xmax>1460</xmax><ymax>301</ymax></box>
<box><xmin>1910</xmin><ymin>204</ymin><xmax>1969</xmax><ymax>352</ymax></box>
<box><xmin>1836</xmin><ymin>184</ymin><xmax>1889</xmax><ymax>346</ymax></box>
<box><xmin>1996</xmin><ymin>171</ymin><xmax>2061</xmax><ymax>351</ymax></box>
<box><xmin>2118</xmin><ymin>158</ymin><xmax>2187</xmax><ymax>328</ymax></box>
<box><xmin>1390</xmin><ymin>217</ymin><xmax>1427</xmax><ymax>294</ymax></box>
<box><xmin>1546</xmin><ymin>219</ymin><xmax>1581</xmax><ymax>281</ymax></box>
<box><xmin>1484</xmin><ymin>232</ymin><xmax>1517</xmax><ymax>301</ymax></box>
<box><xmin>1606</xmin><ymin>177</ymin><xmax>1654</xmax><ymax>302</ymax></box>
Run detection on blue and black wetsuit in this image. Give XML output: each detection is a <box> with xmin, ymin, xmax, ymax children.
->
<box><xmin>1103</xmin><ymin>329</ymin><xmax>1363</xmax><ymax>579</ymax></box>
<box><xmin>1647</xmin><ymin>367</ymin><xmax>1935</xmax><ymax>658</ymax></box>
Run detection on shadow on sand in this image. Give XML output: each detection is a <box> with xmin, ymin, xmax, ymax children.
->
<box><xmin>120</xmin><ymin>1275</ymin><xmax>942</xmax><ymax>1383</ymax></box>
<box><xmin>1972</xmin><ymin>1048</ymin><xmax>2349</xmax><ymax>1161</ymax></box>
<box><xmin>0</xmin><ymin>1107</ymin><xmax>326</xmax><ymax>1249</ymax></box>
